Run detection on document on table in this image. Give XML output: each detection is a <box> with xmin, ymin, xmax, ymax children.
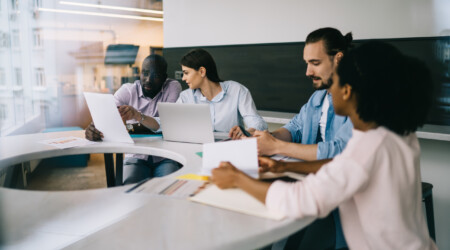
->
<box><xmin>39</xmin><ymin>136</ymin><xmax>96</xmax><ymax>149</ymax></box>
<box><xmin>201</xmin><ymin>138</ymin><xmax>258</xmax><ymax>178</ymax></box>
<box><xmin>260</xmin><ymin>171</ymin><xmax>306</xmax><ymax>181</ymax></box>
<box><xmin>127</xmin><ymin>177</ymin><xmax>206</xmax><ymax>199</ymax></box>
<box><xmin>84</xmin><ymin>92</ymin><xmax>134</xmax><ymax>144</ymax></box>
<box><xmin>260</xmin><ymin>154</ymin><xmax>306</xmax><ymax>180</ymax></box>
<box><xmin>189</xmin><ymin>184</ymin><xmax>285</xmax><ymax>220</ymax></box>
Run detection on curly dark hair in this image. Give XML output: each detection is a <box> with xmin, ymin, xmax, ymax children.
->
<box><xmin>337</xmin><ymin>41</ymin><xmax>433</xmax><ymax>135</ymax></box>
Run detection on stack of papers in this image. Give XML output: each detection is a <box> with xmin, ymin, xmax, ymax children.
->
<box><xmin>127</xmin><ymin>178</ymin><xmax>206</xmax><ymax>199</ymax></box>
<box><xmin>39</xmin><ymin>136</ymin><xmax>96</xmax><ymax>149</ymax></box>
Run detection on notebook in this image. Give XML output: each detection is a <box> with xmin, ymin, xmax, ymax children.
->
<box><xmin>189</xmin><ymin>184</ymin><xmax>285</xmax><ymax>220</ymax></box>
<box><xmin>157</xmin><ymin>103</ymin><xmax>229</xmax><ymax>144</ymax></box>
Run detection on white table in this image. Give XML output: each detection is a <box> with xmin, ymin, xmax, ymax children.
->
<box><xmin>0</xmin><ymin>131</ymin><xmax>314</xmax><ymax>250</ymax></box>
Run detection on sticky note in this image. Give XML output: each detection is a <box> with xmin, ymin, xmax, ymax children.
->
<box><xmin>176</xmin><ymin>174</ymin><xmax>209</xmax><ymax>181</ymax></box>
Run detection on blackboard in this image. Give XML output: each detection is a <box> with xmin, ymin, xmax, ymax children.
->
<box><xmin>163</xmin><ymin>36</ymin><xmax>450</xmax><ymax>126</ymax></box>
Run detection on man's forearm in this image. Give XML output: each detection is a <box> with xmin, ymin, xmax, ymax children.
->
<box><xmin>271</xmin><ymin>128</ymin><xmax>292</xmax><ymax>142</ymax></box>
<box><xmin>276</xmin><ymin>141</ymin><xmax>318</xmax><ymax>161</ymax></box>
<box><xmin>139</xmin><ymin>114</ymin><xmax>160</xmax><ymax>131</ymax></box>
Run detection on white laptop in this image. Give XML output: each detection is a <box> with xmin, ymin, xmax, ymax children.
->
<box><xmin>157</xmin><ymin>103</ymin><xmax>230</xmax><ymax>144</ymax></box>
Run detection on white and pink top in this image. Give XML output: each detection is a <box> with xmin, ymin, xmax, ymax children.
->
<box><xmin>266</xmin><ymin>126</ymin><xmax>437</xmax><ymax>250</ymax></box>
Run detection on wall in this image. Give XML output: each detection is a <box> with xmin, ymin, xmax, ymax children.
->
<box><xmin>164</xmin><ymin>0</ymin><xmax>450</xmax><ymax>249</ymax></box>
<box><xmin>164</xmin><ymin>0</ymin><xmax>450</xmax><ymax>48</ymax></box>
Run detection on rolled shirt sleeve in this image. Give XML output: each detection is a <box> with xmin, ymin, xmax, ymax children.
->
<box><xmin>238</xmin><ymin>86</ymin><xmax>268</xmax><ymax>131</ymax></box>
<box><xmin>282</xmin><ymin>90</ymin><xmax>353</xmax><ymax>160</ymax></box>
<box><xmin>283</xmin><ymin>106</ymin><xmax>306</xmax><ymax>143</ymax></box>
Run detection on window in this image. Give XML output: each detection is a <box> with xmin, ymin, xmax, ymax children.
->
<box><xmin>32</xmin><ymin>28</ymin><xmax>42</xmax><ymax>49</ymax></box>
<box><xmin>12</xmin><ymin>29</ymin><xmax>20</xmax><ymax>48</ymax></box>
<box><xmin>35</xmin><ymin>68</ymin><xmax>45</xmax><ymax>87</ymax></box>
<box><xmin>0</xmin><ymin>104</ymin><xmax>6</xmax><ymax>121</ymax></box>
<box><xmin>0</xmin><ymin>32</ymin><xmax>9</xmax><ymax>48</ymax></box>
<box><xmin>10</xmin><ymin>0</ymin><xmax>18</xmax><ymax>11</ymax></box>
<box><xmin>0</xmin><ymin>68</ymin><xmax>5</xmax><ymax>87</ymax></box>
<box><xmin>0</xmin><ymin>1</ymin><xmax>161</xmax><ymax>136</ymax></box>
<box><xmin>33</xmin><ymin>0</ymin><xmax>42</xmax><ymax>8</ymax></box>
<box><xmin>14</xmin><ymin>68</ymin><xmax>22</xmax><ymax>86</ymax></box>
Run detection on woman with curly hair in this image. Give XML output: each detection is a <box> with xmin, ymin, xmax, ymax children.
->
<box><xmin>211</xmin><ymin>41</ymin><xmax>436</xmax><ymax>249</ymax></box>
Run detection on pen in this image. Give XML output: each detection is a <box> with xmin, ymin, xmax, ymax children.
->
<box><xmin>239</xmin><ymin>125</ymin><xmax>252</xmax><ymax>137</ymax></box>
<box><xmin>125</xmin><ymin>177</ymin><xmax>150</xmax><ymax>193</ymax></box>
<box><xmin>190</xmin><ymin>181</ymin><xmax>210</xmax><ymax>197</ymax></box>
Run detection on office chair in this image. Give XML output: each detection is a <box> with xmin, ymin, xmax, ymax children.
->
<box><xmin>422</xmin><ymin>182</ymin><xmax>436</xmax><ymax>242</ymax></box>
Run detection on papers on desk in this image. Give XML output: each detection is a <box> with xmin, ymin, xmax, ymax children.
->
<box><xmin>189</xmin><ymin>184</ymin><xmax>285</xmax><ymax>220</ymax></box>
<box><xmin>39</xmin><ymin>136</ymin><xmax>96</xmax><ymax>149</ymax></box>
<box><xmin>127</xmin><ymin>177</ymin><xmax>206</xmax><ymax>199</ymax></box>
<box><xmin>83</xmin><ymin>92</ymin><xmax>134</xmax><ymax>144</ymax></box>
<box><xmin>202</xmin><ymin>138</ymin><xmax>258</xmax><ymax>178</ymax></box>
<box><xmin>129</xmin><ymin>176</ymin><xmax>285</xmax><ymax>220</ymax></box>
<box><xmin>260</xmin><ymin>154</ymin><xmax>306</xmax><ymax>181</ymax></box>
<box><xmin>270</xmin><ymin>154</ymin><xmax>303</xmax><ymax>162</ymax></box>
<box><xmin>260</xmin><ymin>171</ymin><xmax>306</xmax><ymax>181</ymax></box>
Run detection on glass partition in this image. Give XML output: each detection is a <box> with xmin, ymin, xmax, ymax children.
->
<box><xmin>0</xmin><ymin>0</ymin><xmax>163</xmax><ymax>136</ymax></box>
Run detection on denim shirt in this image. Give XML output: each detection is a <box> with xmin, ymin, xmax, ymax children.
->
<box><xmin>283</xmin><ymin>89</ymin><xmax>353</xmax><ymax>160</ymax></box>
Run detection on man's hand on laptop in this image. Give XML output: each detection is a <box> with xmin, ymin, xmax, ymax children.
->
<box><xmin>85</xmin><ymin>122</ymin><xmax>103</xmax><ymax>141</ymax></box>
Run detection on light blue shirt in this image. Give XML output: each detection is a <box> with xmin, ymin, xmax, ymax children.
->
<box><xmin>283</xmin><ymin>89</ymin><xmax>353</xmax><ymax>160</ymax></box>
<box><xmin>176</xmin><ymin>80</ymin><xmax>267</xmax><ymax>132</ymax></box>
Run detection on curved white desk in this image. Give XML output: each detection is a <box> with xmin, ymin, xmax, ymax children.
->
<box><xmin>0</xmin><ymin>131</ymin><xmax>313</xmax><ymax>250</ymax></box>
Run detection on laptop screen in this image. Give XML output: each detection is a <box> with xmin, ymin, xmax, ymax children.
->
<box><xmin>158</xmin><ymin>103</ymin><xmax>216</xmax><ymax>144</ymax></box>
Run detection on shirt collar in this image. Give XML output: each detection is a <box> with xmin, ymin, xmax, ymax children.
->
<box><xmin>193</xmin><ymin>81</ymin><xmax>227</xmax><ymax>102</ymax></box>
<box><xmin>311</xmin><ymin>89</ymin><xmax>329</xmax><ymax>107</ymax></box>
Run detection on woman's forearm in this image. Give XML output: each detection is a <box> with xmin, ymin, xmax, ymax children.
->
<box><xmin>235</xmin><ymin>171</ymin><xmax>271</xmax><ymax>204</ymax></box>
<box><xmin>284</xmin><ymin>159</ymin><xmax>333</xmax><ymax>174</ymax></box>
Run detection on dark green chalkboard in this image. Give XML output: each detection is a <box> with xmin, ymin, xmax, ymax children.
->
<box><xmin>163</xmin><ymin>36</ymin><xmax>450</xmax><ymax>125</ymax></box>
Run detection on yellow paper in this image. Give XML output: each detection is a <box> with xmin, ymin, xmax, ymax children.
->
<box><xmin>176</xmin><ymin>173</ymin><xmax>209</xmax><ymax>181</ymax></box>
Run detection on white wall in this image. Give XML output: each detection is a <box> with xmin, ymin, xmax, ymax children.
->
<box><xmin>164</xmin><ymin>1</ymin><xmax>450</xmax><ymax>249</ymax></box>
<box><xmin>164</xmin><ymin>0</ymin><xmax>450</xmax><ymax>47</ymax></box>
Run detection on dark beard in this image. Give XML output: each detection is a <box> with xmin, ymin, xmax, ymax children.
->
<box><xmin>312</xmin><ymin>75</ymin><xmax>333</xmax><ymax>90</ymax></box>
<box><xmin>142</xmin><ymin>85</ymin><xmax>158</xmax><ymax>98</ymax></box>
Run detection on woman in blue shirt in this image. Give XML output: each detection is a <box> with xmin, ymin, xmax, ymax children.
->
<box><xmin>177</xmin><ymin>49</ymin><xmax>267</xmax><ymax>138</ymax></box>
<box><xmin>143</xmin><ymin>49</ymin><xmax>267</xmax><ymax>138</ymax></box>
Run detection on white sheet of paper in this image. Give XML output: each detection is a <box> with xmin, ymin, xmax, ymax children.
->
<box><xmin>83</xmin><ymin>92</ymin><xmax>134</xmax><ymax>144</ymax></box>
<box><xmin>128</xmin><ymin>178</ymin><xmax>205</xmax><ymax>199</ymax></box>
<box><xmin>39</xmin><ymin>136</ymin><xmax>97</xmax><ymax>149</ymax></box>
<box><xmin>202</xmin><ymin>138</ymin><xmax>258</xmax><ymax>178</ymax></box>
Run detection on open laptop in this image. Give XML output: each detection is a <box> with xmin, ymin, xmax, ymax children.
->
<box><xmin>157</xmin><ymin>103</ymin><xmax>230</xmax><ymax>144</ymax></box>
